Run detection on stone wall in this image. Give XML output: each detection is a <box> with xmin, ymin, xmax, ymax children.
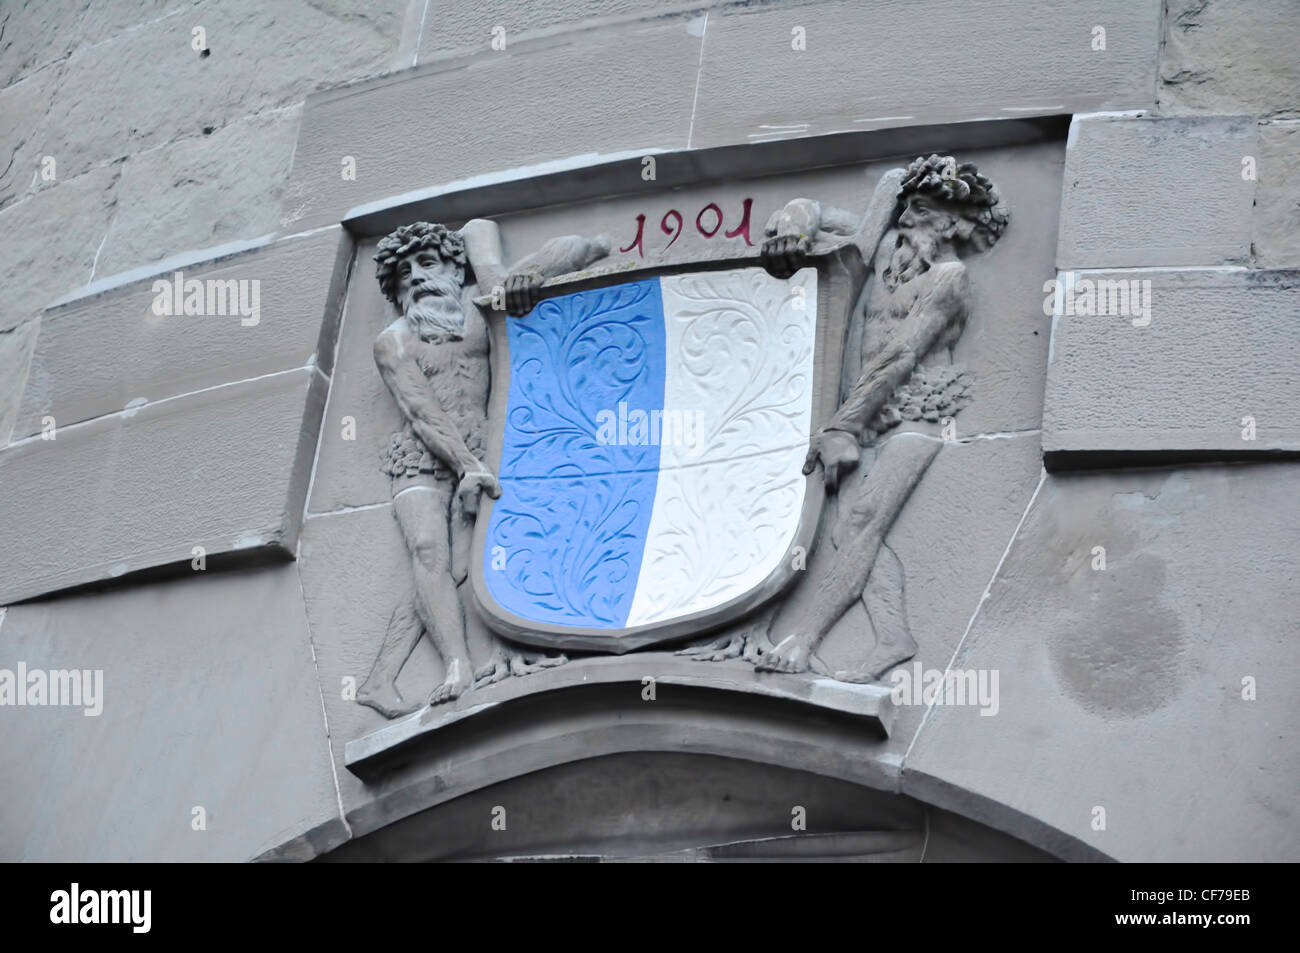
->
<box><xmin>1</xmin><ymin>0</ymin><xmax>1297</xmax><ymax>861</ymax></box>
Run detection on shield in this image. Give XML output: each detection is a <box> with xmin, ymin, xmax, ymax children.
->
<box><xmin>471</xmin><ymin>253</ymin><xmax>859</xmax><ymax>652</ymax></box>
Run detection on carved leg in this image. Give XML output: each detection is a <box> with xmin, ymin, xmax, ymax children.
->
<box><xmin>394</xmin><ymin>487</ymin><xmax>474</xmax><ymax>706</ymax></box>
<box><xmin>356</xmin><ymin>599</ymin><xmax>425</xmax><ymax>718</ymax></box>
<box><xmin>756</xmin><ymin>436</ymin><xmax>940</xmax><ymax>674</ymax></box>
<box><xmin>835</xmin><ymin>543</ymin><xmax>918</xmax><ymax>682</ymax></box>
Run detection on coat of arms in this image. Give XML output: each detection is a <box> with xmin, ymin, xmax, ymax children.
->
<box><xmin>355</xmin><ymin>155</ymin><xmax>1009</xmax><ymax>720</ymax></box>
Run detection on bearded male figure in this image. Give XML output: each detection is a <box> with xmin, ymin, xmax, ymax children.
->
<box><xmin>357</xmin><ymin>219</ymin><xmax>611</xmax><ymax>716</ymax></box>
<box><xmin>732</xmin><ymin>155</ymin><xmax>1009</xmax><ymax>679</ymax></box>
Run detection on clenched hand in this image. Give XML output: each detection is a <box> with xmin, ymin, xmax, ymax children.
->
<box><xmin>504</xmin><ymin>272</ymin><xmax>544</xmax><ymax>317</ymax></box>
<box><xmin>802</xmin><ymin>428</ymin><xmax>860</xmax><ymax>493</ymax></box>
<box><xmin>457</xmin><ymin>467</ymin><xmax>502</xmax><ymax>516</ymax></box>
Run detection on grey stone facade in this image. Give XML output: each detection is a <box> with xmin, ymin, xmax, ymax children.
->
<box><xmin>1</xmin><ymin>0</ymin><xmax>1296</xmax><ymax>862</ymax></box>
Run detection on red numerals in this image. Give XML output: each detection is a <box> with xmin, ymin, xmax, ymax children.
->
<box><xmin>695</xmin><ymin>202</ymin><xmax>722</xmax><ymax>237</ymax></box>
<box><xmin>622</xmin><ymin>198</ymin><xmax>755</xmax><ymax>257</ymax></box>
<box><xmin>619</xmin><ymin>213</ymin><xmax>646</xmax><ymax>256</ymax></box>
<box><xmin>660</xmin><ymin>209</ymin><xmax>684</xmax><ymax>249</ymax></box>
<box><xmin>723</xmin><ymin>197</ymin><xmax>753</xmax><ymax>246</ymax></box>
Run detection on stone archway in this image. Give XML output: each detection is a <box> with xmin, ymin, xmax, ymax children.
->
<box><xmin>320</xmin><ymin>751</ymin><xmax>1056</xmax><ymax>862</ymax></box>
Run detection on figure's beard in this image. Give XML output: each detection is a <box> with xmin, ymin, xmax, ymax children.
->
<box><xmin>885</xmin><ymin>227</ymin><xmax>938</xmax><ymax>290</ymax></box>
<box><xmin>405</xmin><ymin>291</ymin><xmax>466</xmax><ymax>342</ymax></box>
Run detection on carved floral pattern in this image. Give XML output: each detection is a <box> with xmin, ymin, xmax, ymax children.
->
<box><xmin>486</xmin><ymin>279</ymin><xmax>664</xmax><ymax>627</ymax></box>
<box><xmin>485</xmin><ymin>268</ymin><xmax>818</xmax><ymax>630</ymax></box>
<box><xmin>624</xmin><ymin>268</ymin><xmax>817</xmax><ymax>625</ymax></box>
<box><xmin>660</xmin><ymin>268</ymin><xmax>816</xmax><ymax>462</ymax></box>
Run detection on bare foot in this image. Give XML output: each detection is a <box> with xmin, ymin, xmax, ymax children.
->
<box><xmin>356</xmin><ymin>680</ymin><xmax>420</xmax><ymax>719</ymax></box>
<box><xmin>473</xmin><ymin>646</ymin><xmax>567</xmax><ymax>687</ymax></box>
<box><xmin>428</xmin><ymin>658</ymin><xmax>472</xmax><ymax>706</ymax></box>
<box><xmin>677</xmin><ymin>630</ymin><xmax>753</xmax><ymax>662</ymax></box>
<box><xmin>831</xmin><ymin>667</ymin><xmax>877</xmax><ymax>684</ymax></box>
<box><xmin>755</xmin><ymin>634</ymin><xmax>814</xmax><ymax>673</ymax></box>
<box><xmin>677</xmin><ymin>630</ymin><xmax>747</xmax><ymax>661</ymax></box>
<box><xmin>834</xmin><ymin>543</ymin><xmax>917</xmax><ymax>683</ymax></box>
<box><xmin>678</xmin><ymin>613</ymin><xmax>772</xmax><ymax>663</ymax></box>
<box><xmin>834</xmin><ymin>636</ymin><xmax>917</xmax><ymax>684</ymax></box>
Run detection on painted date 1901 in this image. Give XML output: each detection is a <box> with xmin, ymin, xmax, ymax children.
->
<box><xmin>620</xmin><ymin>198</ymin><xmax>755</xmax><ymax>257</ymax></box>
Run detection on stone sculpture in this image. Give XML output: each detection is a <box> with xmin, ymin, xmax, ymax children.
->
<box><xmin>355</xmin><ymin>220</ymin><xmax>611</xmax><ymax>716</ymax></box>
<box><xmin>742</xmin><ymin>154</ymin><xmax>1009</xmax><ymax>678</ymax></box>
<box><xmin>358</xmin><ymin>154</ymin><xmax>1007</xmax><ymax>718</ymax></box>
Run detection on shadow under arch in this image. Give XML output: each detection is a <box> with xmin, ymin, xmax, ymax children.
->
<box><xmin>322</xmin><ymin>749</ymin><xmax>1058</xmax><ymax>862</ymax></box>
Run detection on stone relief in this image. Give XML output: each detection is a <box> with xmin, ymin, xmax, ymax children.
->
<box><xmin>356</xmin><ymin>220</ymin><xmax>610</xmax><ymax>716</ymax></box>
<box><xmin>357</xmin><ymin>153</ymin><xmax>1008</xmax><ymax>719</ymax></box>
<box><xmin>719</xmin><ymin>154</ymin><xmax>1010</xmax><ymax>679</ymax></box>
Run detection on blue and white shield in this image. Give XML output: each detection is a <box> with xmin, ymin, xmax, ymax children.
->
<box><xmin>472</xmin><ymin>265</ymin><xmax>829</xmax><ymax>652</ymax></box>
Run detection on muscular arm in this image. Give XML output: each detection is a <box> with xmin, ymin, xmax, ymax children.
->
<box><xmin>502</xmin><ymin>233</ymin><xmax>611</xmax><ymax>316</ymax></box>
<box><xmin>803</xmin><ymin>262</ymin><xmax>968</xmax><ymax>490</ymax></box>
<box><xmin>764</xmin><ymin>200</ymin><xmax>859</xmax><ymax>239</ymax></box>
<box><xmin>760</xmin><ymin>168</ymin><xmax>906</xmax><ymax>278</ymax></box>
<box><xmin>826</xmin><ymin>262</ymin><xmax>969</xmax><ymax>440</ymax></box>
<box><xmin>510</xmin><ymin>233</ymin><xmax>612</xmax><ymax>280</ymax></box>
<box><xmin>460</xmin><ymin>217</ymin><xmax>611</xmax><ymax>316</ymax></box>
<box><xmin>374</xmin><ymin>330</ymin><xmax>483</xmax><ymax>480</ymax></box>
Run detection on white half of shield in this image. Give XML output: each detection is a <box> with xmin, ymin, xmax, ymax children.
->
<box><xmin>625</xmin><ymin>266</ymin><xmax>818</xmax><ymax>628</ymax></box>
